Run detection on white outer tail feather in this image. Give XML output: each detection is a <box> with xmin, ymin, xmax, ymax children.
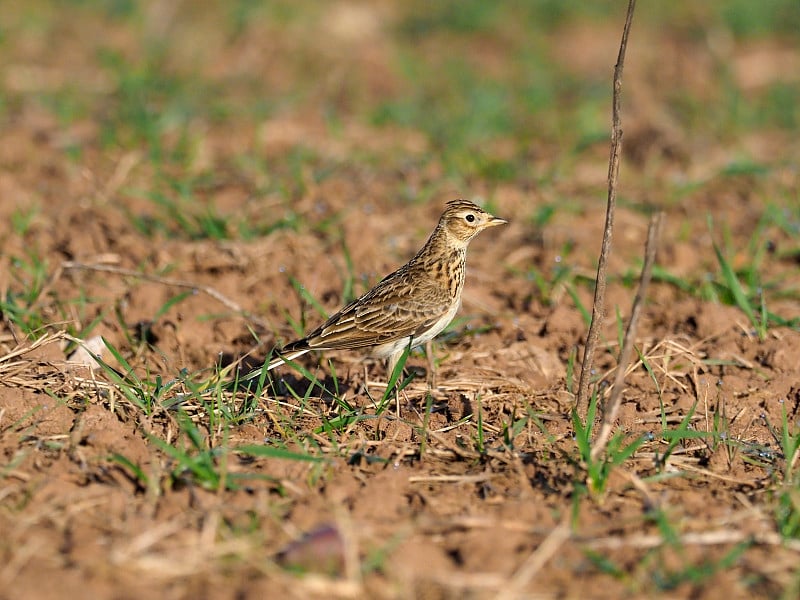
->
<box><xmin>237</xmin><ymin>348</ymin><xmax>312</xmax><ymax>385</ymax></box>
<box><xmin>266</xmin><ymin>348</ymin><xmax>311</xmax><ymax>371</ymax></box>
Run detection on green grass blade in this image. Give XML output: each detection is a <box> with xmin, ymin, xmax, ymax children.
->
<box><xmin>235</xmin><ymin>444</ymin><xmax>324</xmax><ymax>462</ymax></box>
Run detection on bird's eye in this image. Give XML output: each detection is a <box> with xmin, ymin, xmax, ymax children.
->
<box><xmin>465</xmin><ymin>213</ymin><xmax>476</xmax><ymax>223</ymax></box>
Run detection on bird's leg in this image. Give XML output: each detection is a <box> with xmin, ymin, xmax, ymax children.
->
<box><xmin>425</xmin><ymin>340</ymin><xmax>438</xmax><ymax>389</ymax></box>
<box><xmin>362</xmin><ymin>363</ymin><xmax>369</xmax><ymax>396</ymax></box>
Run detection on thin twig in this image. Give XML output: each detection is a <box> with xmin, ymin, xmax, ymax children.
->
<box><xmin>584</xmin><ymin>528</ymin><xmax>800</xmax><ymax>552</ymax></box>
<box><xmin>495</xmin><ymin>513</ymin><xmax>571</xmax><ymax>600</ymax></box>
<box><xmin>591</xmin><ymin>211</ymin><xmax>663</xmax><ymax>460</ymax></box>
<box><xmin>61</xmin><ymin>260</ymin><xmax>268</xmax><ymax>329</ymax></box>
<box><xmin>0</xmin><ymin>331</ymin><xmax>68</xmax><ymax>365</ymax></box>
<box><xmin>575</xmin><ymin>0</ymin><xmax>637</xmax><ymax>419</ymax></box>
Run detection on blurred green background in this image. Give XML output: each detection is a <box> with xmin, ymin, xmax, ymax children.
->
<box><xmin>2</xmin><ymin>0</ymin><xmax>797</xmax><ymax>183</ymax></box>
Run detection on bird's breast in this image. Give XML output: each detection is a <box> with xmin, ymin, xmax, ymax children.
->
<box><xmin>417</xmin><ymin>245</ymin><xmax>466</xmax><ymax>299</ymax></box>
<box><xmin>443</xmin><ymin>248</ymin><xmax>466</xmax><ymax>298</ymax></box>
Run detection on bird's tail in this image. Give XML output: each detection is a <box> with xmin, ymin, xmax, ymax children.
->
<box><xmin>232</xmin><ymin>348</ymin><xmax>311</xmax><ymax>388</ymax></box>
<box><xmin>266</xmin><ymin>348</ymin><xmax>310</xmax><ymax>371</ymax></box>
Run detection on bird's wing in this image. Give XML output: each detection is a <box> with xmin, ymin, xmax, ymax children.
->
<box><xmin>300</xmin><ymin>274</ymin><xmax>451</xmax><ymax>351</ymax></box>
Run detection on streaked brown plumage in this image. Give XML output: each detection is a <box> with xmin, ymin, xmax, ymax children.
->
<box><xmin>262</xmin><ymin>199</ymin><xmax>506</xmax><ymax>381</ymax></box>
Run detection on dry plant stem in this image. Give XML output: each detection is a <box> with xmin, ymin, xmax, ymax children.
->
<box><xmin>575</xmin><ymin>0</ymin><xmax>636</xmax><ymax>419</ymax></box>
<box><xmin>585</xmin><ymin>528</ymin><xmax>800</xmax><ymax>552</ymax></box>
<box><xmin>590</xmin><ymin>212</ymin><xmax>663</xmax><ymax>460</ymax></box>
<box><xmin>496</xmin><ymin>513</ymin><xmax>571</xmax><ymax>600</ymax></box>
<box><xmin>0</xmin><ymin>331</ymin><xmax>67</xmax><ymax>366</ymax></box>
<box><xmin>61</xmin><ymin>260</ymin><xmax>268</xmax><ymax>328</ymax></box>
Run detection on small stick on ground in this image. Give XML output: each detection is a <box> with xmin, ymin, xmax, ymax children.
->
<box><xmin>61</xmin><ymin>260</ymin><xmax>268</xmax><ymax>329</ymax></box>
<box><xmin>496</xmin><ymin>513</ymin><xmax>571</xmax><ymax>600</ymax></box>
<box><xmin>575</xmin><ymin>0</ymin><xmax>637</xmax><ymax>420</ymax></box>
<box><xmin>590</xmin><ymin>212</ymin><xmax>663</xmax><ymax>460</ymax></box>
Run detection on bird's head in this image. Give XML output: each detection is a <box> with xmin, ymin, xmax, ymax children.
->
<box><xmin>439</xmin><ymin>199</ymin><xmax>507</xmax><ymax>245</ymax></box>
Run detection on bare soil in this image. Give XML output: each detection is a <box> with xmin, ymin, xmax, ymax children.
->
<box><xmin>1</xmin><ymin>4</ymin><xmax>799</xmax><ymax>599</ymax></box>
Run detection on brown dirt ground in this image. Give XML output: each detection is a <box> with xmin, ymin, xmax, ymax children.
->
<box><xmin>2</xmin><ymin>4</ymin><xmax>800</xmax><ymax>600</ymax></box>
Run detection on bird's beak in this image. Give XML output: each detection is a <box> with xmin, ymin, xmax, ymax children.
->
<box><xmin>485</xmin><ymin>216</ymin><xmax>508</xmax><ymax>227</ymax></box>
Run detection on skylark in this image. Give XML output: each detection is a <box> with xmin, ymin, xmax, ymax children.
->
<box><xmin>250</xmin><ymin>199</ymin><xmax>506</xmax><ymax>389</ymax></box>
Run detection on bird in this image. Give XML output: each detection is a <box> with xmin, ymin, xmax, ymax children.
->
<box><xmin>243</xmin><ymin>199</ymin><xmax>507</xmax><ymax>394</ymax></box>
